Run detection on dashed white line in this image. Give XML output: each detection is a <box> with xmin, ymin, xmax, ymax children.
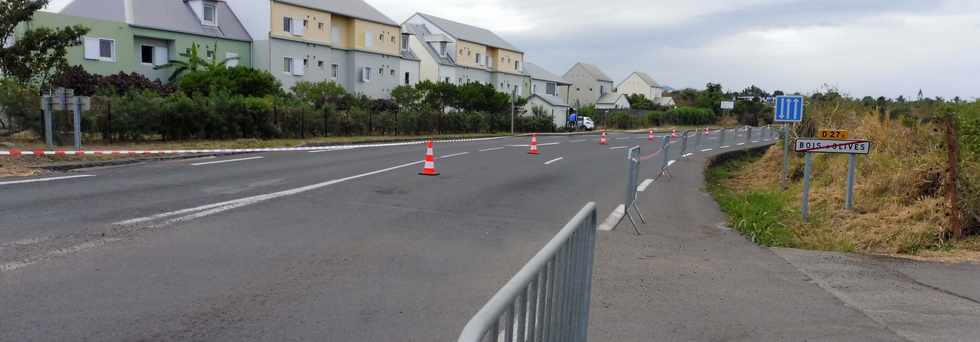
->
<box><xmin>479</xmin><ymin>147</ymin><xmax>505</xmax><ymax>152</ymax></box>
<box><xmin>667</xmin><ymin>160</ymin><xmax>676</xmax><ymax>167</ymax></box>
<box><xmin>637</xmin><ymin>179</ymin><xmax>654</xmax><ymax>192</ymax></box>
<box><xmin>682</xmin><ymin>153</ymin><xmax>693</xmax><ymax>158</ymax></box>
<box><xmin>721</xmin><ymin>145</ymin><xmax>731</xmax><ymax>149</ymax></box>
<box><xmin>609</xmin><ymin>146</ymin><xmax>628</xmax><ymax>150</ymax></box>
<box><xmin>616</xmin><ymin>137</ymin><xmax>631</xmax><ymax>140</ymax></box>
<box><xmin>737</xmin><ymin>143</ymin><xmax>746</xmax><ymax>146</ymax></box>
<box><xmin>701</xmin><ymin>148</ymin><xmax>714</xmax><ymax>152</ymax></box>
<box><xmin>440</xmin><ymin>152</ymin><xmax>470</xmax><ymax>159</ymax></box>
<box><xmin>751</xmin><ymin>140</ymin><xmax>759</xmax><ymax>143</ymax></box>
<box><xmin>191</xmin><ymin>156</ymin><xmax>264</xmax><ymax>166</ymax></box>
<box><xmin>544</xmin><ymin>157</ymin><xmax>564</xmax><ymax>165</ymax></box>
<box><xmin>598</xmin><ymin>204</ymin><xmax>626</xmax><ymax>232</ymax></box>
<box><xmin>0</xmin><ymin>174</ymin><xmax>95</xmax><ymax>186</ymax></box>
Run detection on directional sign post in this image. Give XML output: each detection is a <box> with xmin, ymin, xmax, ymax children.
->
<box><xmin>795</xmin><ymin>138</ymin><xmax>873</xmax><ymax>220</ymax></box>
<box><xmin>775</xmin><ymin>96</ymin><xmax>804</xmax><ymax>189</ymax></box>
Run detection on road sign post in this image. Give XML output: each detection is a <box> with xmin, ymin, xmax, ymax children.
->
<box><xmin>795</xmin><ymin>138</ymin><xmax>873</xmax><ymax>219</ymax></box>
<box><xmin>801</xmin><ymin>153</ymin><xmax>813</xmax><ymax>222</ymax></box>
<box><xmin>782</xmin><ymin>125</ymin><xmax>789</xmax><ymax>189</ymax></box>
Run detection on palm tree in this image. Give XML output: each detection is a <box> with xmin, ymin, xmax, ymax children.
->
<box><xmin>154</xmin><ymin>42</ymin><xmax>239</xmax><ymax>82</ymax></box>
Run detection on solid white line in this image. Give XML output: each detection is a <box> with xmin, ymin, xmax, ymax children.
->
<box><xmin>191</xmin><ymin>156</ymin><xmax>264</xmax><ymax>166</ymax></box>
<box><xmin>544</xmin><ymin>157</ymin><xmax>564</xmax><ymax>165</ymax></box>
<box><xmin>115</xmin><ymin>159</ymin><xmax>427</xmax><ymax>227</ymax></box>
<box><xmin>307</xmin><ymin>147</ymin><xmax>353</xmax><ymax>153</ymax></box>
<box><xmin>440</xmin><ymin>152</ymin><xmax>469</xmax><ymax>159</ymax></box>
<box><xmin>479</xmin><ymin>147</ymin><xmax>505</xmax><ymax>152</ymax></box>
<box><xmin>598</xmin><ymin>204</ymin><xmax>626</xmax><ymax>232</ymax></box>
<box><xmin>609</xmin><ymin>146</ymin><xmax>628</xmax><ymax>150</ymax></box>
<box><xmin>701</xmin><ymin>148</ymin><xmax>713</xmax><ymax>152</ymax></box>
<box><xmin>637</xmin><ymin>179</ymin><xmax>654</xmax><ymax>192</ymax></box>
<box><xmin>0</xmin><ymin>175</ymin><xmax>95</xmax><ymax>186</ymax></box>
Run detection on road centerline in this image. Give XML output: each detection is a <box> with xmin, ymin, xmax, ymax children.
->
<box><xmin>544</xmin><ymin>157</ymin><xmax>564</xmax><ymax>165</ymax></box>
<box><xmin>0</xmin><ymin>175</ymin><xmax>95</xmax><ymax>186</ymax></box>
<box><xmin>191</xmin><ymin>156</ymin><xmax>264</xmax><ymax>166</ymax></box>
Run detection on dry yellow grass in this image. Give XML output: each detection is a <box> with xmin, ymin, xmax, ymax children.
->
<box><xmin>720</xmin><ymin>105</ymin><xmax>977</xmax><ymax>260</ymax></box>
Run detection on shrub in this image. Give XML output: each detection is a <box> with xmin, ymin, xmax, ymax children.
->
<box><xmin>179</xmin><ymin>66</ymin><xmax>281</xmax><ymax>97</ymax></box>
<box><xmin>0</xmin><ymin>79</ymin><xmax>40</xmax><ymax>134</ymax></box>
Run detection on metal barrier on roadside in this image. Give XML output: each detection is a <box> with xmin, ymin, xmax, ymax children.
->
<box><xmin>718</xmin><ymin>128</ymin><xmax>726</xmax><ymax>149</ymax></box>
<box><xmin>658</xmin><ymin>136</ymin><xmax>672</xmax><ymax>180</ymax></box>
<box><xmin>624</xmin><ymin>146</ymin><xmax>646</xmax><ymax>235</ymax></box>
<box><xmin>457</xmin><ymin>202</ymin><xmax>598</xmax><ymax>342</ymax></box>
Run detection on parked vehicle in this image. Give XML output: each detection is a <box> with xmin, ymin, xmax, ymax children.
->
<box><xmin>579</xmin><ymin>117</ymin><xmax>595</xmax><ymax>131</ymax></box>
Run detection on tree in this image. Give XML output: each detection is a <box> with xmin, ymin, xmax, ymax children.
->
<box><xmin>155</xmin><ymin>42</ymin><xmax>238</xmax><ymax>82</ymax></box>
<box><xmin>0</xmin><ymin>0</ymin><xmax>89</xmax><ymax>86</ymax></box>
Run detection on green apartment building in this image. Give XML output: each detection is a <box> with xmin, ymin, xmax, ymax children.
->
<box><xmin>20</xmin><ymin>0</ymin><xmax>252</xmax><ymax>82</ymax></box>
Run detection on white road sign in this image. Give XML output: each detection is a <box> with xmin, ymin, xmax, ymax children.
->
<box><xmin>795</xmin><ymin>139</ymin><xmax>871</xmax><ymax>154</ymax></box>
<box><xmin>721</xmin><ymin>101</ymin><xmax>735</xmax><ymax>110</ymax></box>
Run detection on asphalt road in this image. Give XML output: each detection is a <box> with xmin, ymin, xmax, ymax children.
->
<box><xmin>0</xmin><ymin>129</ymin><xmax>866</xmax><ymax>341</ymax></box>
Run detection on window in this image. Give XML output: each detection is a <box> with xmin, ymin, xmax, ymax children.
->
<box><xmin>331</xmin><ymin>64</ymin><xmax>338</xmax><ymax>78</ymax></box>
<box><xmin>390</xmin><ymin>36</ymin><xmax>395</xmax><ymax>43</ymax></box>
<box><xmin>379</xmin><ymin>33</ymin><xmax>384</xmax><ymax>41</ymax></box>
<box><xmin>514</xmin><ymin>61</ymin><xmax>520</xmax><ymax>71</ymax></box>
<box><xmin>318</xmin><ymin>22</ymin><xmax>324</xmax><ymax>30</ymax></box>
<box><xmin>203</xmin><ymin>3</ymin><xmax>216</xmax><ymax>25</ymax></box>
<box><xmin>364</xmin><ymin>31</ymin><xmax>374</xmax><ymax>48</ymax></box>
<box><xmin>284</xmin><ymin>57</ymin><xmax>293</xmax><ymax>73</ymax></box>
<box><xmin>600</xmin><ymin>86</ymin><xmax>605</xmax><ymax>95</ymax></box>
<box><xmin>206</xmin><ymin>50</ymin><xmax>215</xmax><ymax>59</ymax></box>
<box><xmin>379</xmin><ymin>67</ymin><xmax>384</xmax><ymax>76</ymax></box>
<box><xmin>283</xmin><ymin>17</ymin><xmax>293</xmax><ymax>33</ymax></box>
<box><xmin>445</xmin><ymin>77</ymin><xmax>450</xmax><ymax>83</ymax></box>
<box><xmin>475</xmin><ymin>53</ymin><xmax>480</xmax><ymax>64</ymax></box>
<box><xmin>303</xmin><ymin>58</ymin><xmax>309</xmax><ymax>67</ymax></box>
<box><xmin>439</xmin><ymin>42</ymin><xmax>447</xmax><ymax>56</ymax></box>
<box><xmin>225</xmin><ymin>52</ymin><xmax>239</xmax><ymax>67</ymax></box>
<box><xmin>141</xmin><ymin>45</ymin><xmax>154</xmax><ymax>64</ymax></box>
<box><xmin>317</xmin><ymin>60</ymin><xmax>324</xmax><ymax>68</ymax></box>
<box><xmin>362</xmin><ymin>67</ymin><xmax>372</xmax><ymax>82</ymax></box>
<box><xmin>84</xmin><ymin>37</ymin><xmax>116</xmax><ymax>62</ymax></box>
<box><xmin>404</xmin><ymin>72</ymin><xmax>410</xmax><ymax>85</ymax></box>
<box><xmin>546</xmin><ymin>82</ymin><xmax>556</xmax><ymax>96</ymax></box>
<box><xmin>390</xmin><ymin>69</ymin><xmax>395</xmax><ymax>76</ymax></box>
<box><xmin>401</xmin><ymin>35</ymin><xmax>409</xmax><ymax>51</ymax></box>
<box><xmin>303</xmin><ymin>19</ymin><xmax>309</xmax><ymax>28</ymax></box>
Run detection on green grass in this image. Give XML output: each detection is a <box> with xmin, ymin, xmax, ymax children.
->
<box><xmin>706</xmin><ymin>153</ymin><xmax>798</xmax><ymax>247</ymax></box>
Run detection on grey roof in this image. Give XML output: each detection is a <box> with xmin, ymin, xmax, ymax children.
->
<box><xmin>400</xmin><ymin>48</ymin><xmax>419</xmax><ymax>61</ymax></box>
<box><xmin>279</xmin><ymin>0</ymin><xmax>398</xmax><ymax>26</ymax></box>
<box><xmin>413</xmin><ymin>13</ymin><xmax>521</xmax><ymax>52</ymax></box>
<box><xmin>531</xmin><ymin>93</ymin><xmax>570</xmax><ymax>108</ymax></box>
<box><xmin>59</xmin><ymin>0</ymin><xmax>250</xmax><ymax>41</ymax></box>
<box><xmin>597</xmin><ymin>93</ymin><xmax>627</xmax><ymax>105</ymax></box>
<box><xmin>524</xmin><ymin>62</ymin><xmax>570</xmax><ymax>85</ymax></box>
<box><xmin>402</xmin><ymin>23</ymin><xmax>455</xmax><ymax>66</ymax></box>
<box><xmin>576</xmin><ymin>63</ymin><xmax>613</xmax><ymax>82</ymax></box>
<box><xmin>632</xmin><ymin>72</ymin><xmax>662</xmax><ymax>87</ymax></box>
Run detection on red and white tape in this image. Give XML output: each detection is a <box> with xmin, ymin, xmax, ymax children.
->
<box><xmin>0</xmin><ymin>136</ymin><xmax>505</xmax><ymax>157</ymax></box>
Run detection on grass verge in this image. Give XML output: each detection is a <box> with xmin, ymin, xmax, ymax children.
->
<box><xmin>706</xmin><ymin>150</ymin><xmax>797</xmax><ymax>248</ymax></box>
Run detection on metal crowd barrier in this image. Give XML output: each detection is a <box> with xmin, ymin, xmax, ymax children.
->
<box><xmin>624</xmin><ymin>146</ymin><xmax>646</xmax><ymax>235</ymax></box>
<box><xmin>457</xmin><ymin>202</ymin><xmax>599</xmax><ymax>342</ymax></box>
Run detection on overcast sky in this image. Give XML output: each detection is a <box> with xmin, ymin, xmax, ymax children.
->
<box><xmin>370</xmin><ymin>0</ymin><xmax>980</xmax><ymax>99</ymax></box>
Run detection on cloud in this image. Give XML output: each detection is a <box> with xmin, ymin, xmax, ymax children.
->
<box><xmin>412</xmin><ymin>0</ymin><xmax>973</xmax><ymax>97</ymax></box>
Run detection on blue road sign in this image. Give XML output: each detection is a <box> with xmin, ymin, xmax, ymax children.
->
<box><xmin>774</xmin><ymin>95</ymin><xmax>804</xmax><ymax>122</ymax></box>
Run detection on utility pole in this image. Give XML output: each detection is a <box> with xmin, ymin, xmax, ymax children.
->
<box><xmin>510</xmin><ymin>88</ymin><xmax>516</xmax><ymax>136</ymax></box>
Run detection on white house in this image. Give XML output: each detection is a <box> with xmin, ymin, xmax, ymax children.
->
<box><xmin>562</xmin><ymin>62</ymin><xmax>614</xmax><ymax>108</ymax></box>
<box><xmin>616</xmin><ymin>72</ymin><xmax>664</xmax><ymax>101</ymax></box>
<box><xmin>596</xmin><ymin>93</ymin><xmax>631</xmax><ymax>110</ymax></box>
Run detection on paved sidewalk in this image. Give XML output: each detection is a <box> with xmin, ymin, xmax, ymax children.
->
<box><xmin>588</xmin><ymin>150</ymin><xmax>906</xmax><ymax>341</ymax></box>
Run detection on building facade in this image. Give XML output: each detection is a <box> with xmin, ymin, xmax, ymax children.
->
<box><xmin>27</xmin><ymin>0</ymin><xmax>252</xmax><ymax>82</ymax></box>
<box><xmin>402</xmin><ymin>13</ymin><xmax>530</xmax><ymax>98</ymax></box>
<box><xmin>616</xmin><ymin>72</ymin><xmax>664</xmax><ymax>101</ymax></box>
<box><xmin>562</xmin><ymin>62</ymin><xmax>614</xmax><ymax>109</ymax></box>
<box><xmin>227</xmin><ymin>0</ymin><xmax>413</xmax><ymax>97</ymax></box>
<box><xmin>524</xmin><ymin>62</ymin><xmax>572</xmax><ymax>128</ymax></box>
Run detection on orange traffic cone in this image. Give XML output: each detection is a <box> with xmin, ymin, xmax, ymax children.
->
<box><xmin>648</xmin><ymin>129</ymin><xmax>654</xmax><ymax>141</ymax></box>
<box><xmin>419</xmin><ymin>140</ymin><xmax>439</xmax><ymax>176</ymax></box>
<box><xmin>528</xmin><ymin>133</ymin><xmax>540</xmax><ymax>155</ymax></box>
<box><xmin>599</xmin><ymin>130</ymin><xmax>608</xmax><ymax>145</ymax></box>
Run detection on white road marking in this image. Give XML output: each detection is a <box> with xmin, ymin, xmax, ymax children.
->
<box><xmin>508</xmin><ymin>142</ymin><xmax>558</xmax><ymax>147</ymax></box>
<box><xmin>115</xmin><ymin>159</ymin><xmax>428</xmax><ymax>227</ymax></box>
<box><xmin>616</xmin><ymin>137</ymin><xmax>631</xmax><ymax>140</ymax></box>
<box><xmin>609</xmin><ymin>146</ymin><xmax>628</xmax><ymax>150</ymax></box>
<box><xmin>737</xmin><ymin>143</ymin><xmax>746</xmax><ymax>146</ymax></box>
<box><xmin>569</xmin><ymin>139</ymin><xmax>587</xmax><ymax>143</ymax></box>
<box><xmin>721</xmin><ymin>145</ymin><xmax>731</xmax><ymax>149</ymax></box>
<box><xmin>752</xmin><ymin>141</ymin><xmax>759</xmax><ymax>143</ymax></box>
<box><xmin>307</xmin><ymin>147</ymin><xmax>353</xmax><ymax>153</ymax></box>
<box><xmin>701</xmin><ymin>148</ymin><xmax>713</xmax><ymax>152</ymax></box>
<box><xmin>668</xmin><ymin>160</ymin><xmax>676</xmax><ymax>167</ymax></box>
<box><xmin>598</xmin><ymin>204</ymin><xmax>626</xmax><ymax>232</ymax></box>
<box><xmin>191</xmin><ymin>156</ymin><xmax>264</xmax><ymax>166</ymax></box>
<box><xmin>544</xmin><ymin>157</ymin><xmax>564</xmax><ymax>165</ymax></box>
<box><xmin>0</xmin><ymin>174</ymin><xmax>95</xmax><ymax>186</ymax></box>
<box><xmin>440</xmin><ymin>152</ymin><xmax>469</xmax><ymax>159</ymax></box>
<box><xmin>637</xmin><ymin>179</ymin><xmax>654</xmax><ymax>192</ymax></box>
<box><xmin>1</xmin><ymin>238</ymin><xmax>123</xmax><ymax>273</ymax></box>
<box><xmin>479</xmin><ymin>147</ymin><xmax>505</xmax><ymax>152</ymax></box>
<box><xmin>682</xmin><ymin>153</ymin><xmax>693</xmax><ymax>158</ymax></box>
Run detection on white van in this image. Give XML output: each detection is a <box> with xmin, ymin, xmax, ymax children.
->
<box><xmin>580</xmin><ymin>117</ymin><xmax>595</xmax><ymax>131</ymax></box>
